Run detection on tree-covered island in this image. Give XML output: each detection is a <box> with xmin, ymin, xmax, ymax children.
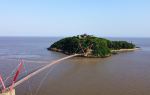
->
<box><xmin>47</xmin><ymin>34</ymin><xmax>138</xmax><ymax>58</ymax></box>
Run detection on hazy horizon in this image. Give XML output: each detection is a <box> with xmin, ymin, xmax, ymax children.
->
<box><xmin>1</xmin><ymin>35</ymin><xmax>150</xmax><ymax>38</ymax></box>
<box><xmin>0</xmin><ymin>0</ymin><xmax>150</xmax><ymax>37</ymax></box>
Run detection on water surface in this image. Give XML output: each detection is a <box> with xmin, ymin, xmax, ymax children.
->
<box><xmin>0</xmin><ymin>37</ymin><xmax>150</xmax><ymax>95</ymax></box>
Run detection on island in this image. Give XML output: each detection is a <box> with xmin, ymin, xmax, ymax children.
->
<box><xmin>47</xmin><ymin>34</ymin><xmax>138</xmax><ymax>58</ymax></box>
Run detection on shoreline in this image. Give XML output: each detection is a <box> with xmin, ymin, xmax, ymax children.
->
<box><xmin>111</xmin><ymin>48</ymin><xmax>139</xmax><ymax>53</ymax></box>
<box><xmin>49</xmin><ymin>47</ymin><xmax>140</xmax><ymax>58</ymax></box>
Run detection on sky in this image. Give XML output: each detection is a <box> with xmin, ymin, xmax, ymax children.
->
<box><xmin>0</xmin><ymin>0</ymin><xmax>150</xmax><ymax>37</ymax></box>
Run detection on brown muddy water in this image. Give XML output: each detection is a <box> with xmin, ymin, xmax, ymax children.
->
<box><xmin>0</xmin><ymin>37</ymin><xmax>150</xmax><ymax>95</ymax></box>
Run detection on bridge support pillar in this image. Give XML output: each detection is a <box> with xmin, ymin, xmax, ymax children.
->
<box><xmin>0</xmin><ymin>89</ymin><xmax>15</xmax><ymax>95</ymax></box>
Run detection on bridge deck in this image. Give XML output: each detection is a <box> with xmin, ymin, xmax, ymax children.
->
<box><xmin>0</xmin><ymin>54</ymin><xmax>81</xmax><ymax>95</ymax></box>
<box><xmin>12</xmin><ymin>54</ymin><xmax>81</xmax><ymax>88</ymax></box>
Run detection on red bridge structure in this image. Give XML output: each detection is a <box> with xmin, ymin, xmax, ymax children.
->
<box><xmin>0</xmin><ymin>54</ymin><xmax>81</xmax><ymax>95</ymax></box>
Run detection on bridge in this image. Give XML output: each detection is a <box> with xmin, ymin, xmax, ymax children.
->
<box><xmin>0</xmin><ymin>54</ymin><xmax>82</xmax><ymax>95</ymax></box>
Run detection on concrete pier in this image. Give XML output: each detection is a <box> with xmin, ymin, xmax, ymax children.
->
<box><xmin>0</xmin><ymin>89</ymin><xmax>15</xmax><ymax>95</ymax></box>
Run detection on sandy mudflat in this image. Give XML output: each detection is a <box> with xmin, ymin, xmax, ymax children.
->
<box><xmin>111</xmin><ymin>48</ymin><xmax>140</xmax><ymax>52</ymax></box>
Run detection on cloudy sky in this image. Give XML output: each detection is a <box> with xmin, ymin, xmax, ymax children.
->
<box><xmin>0</xmin><ymin>0</ymin><xmax>150</xmax><ymax>37</ymax></box>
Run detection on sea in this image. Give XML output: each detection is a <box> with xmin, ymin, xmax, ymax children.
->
<box><xmin>0</xmin><ymin>37</ymin><xmax>150</xmax><ymax>95</ymax></box>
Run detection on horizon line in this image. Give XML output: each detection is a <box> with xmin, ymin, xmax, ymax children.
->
<box><xmin>0</xmin><ymin>35</ymin><xmax>150</xmax><ymax>38</ymax></box>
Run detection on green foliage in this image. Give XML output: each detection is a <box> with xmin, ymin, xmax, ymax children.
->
<box><xmin>108</xmin><ymin>41</ymin><xmax>135</xmax><ymax>50</ymax></box>
<box><xmin>50</xmin><ymin>37</ymin><xmax>80</xmax><ymax>54</ymax></box>
<box><xmin>48</xmin><ymin>34</ymin><xmax>136</xmax><ymax>57</ymax></box>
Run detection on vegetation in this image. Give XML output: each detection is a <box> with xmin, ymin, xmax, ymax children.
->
<box><xmin>108</xmin><ymin>41</ymin><xmax>135</xmax><ymax>50</ymax></box>
<box><xmin>48</xmin><ymin>34</ymin><xmax>136</xmax><ymax>57</ymax></box>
